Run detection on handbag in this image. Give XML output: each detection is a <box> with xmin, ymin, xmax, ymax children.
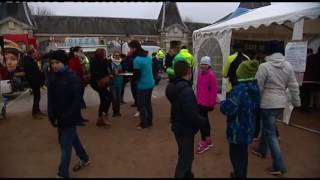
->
<box><xmin>0</xmin><ymin>80</ymin><xmax>13</xmax><ymax>94</ymax></box>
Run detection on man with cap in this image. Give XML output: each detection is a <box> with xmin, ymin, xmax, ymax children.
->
<box><xmin>252</xmin><ymin>40</ymin><xmax>300</xmax><ymax>176</ymax></box>
<box><xmin>223</xmin><ymin>43</ymin><xmax>250</xmax><ymax>94</ymax></box>
<box><xmin>47</xmin><ymin>50</ymin><xmax>91</xmax><ymax>178</ymax></box>
<box><xmin>220</xmin><ymin>60</ymin><xmax>260</xmax><ymax>178</ymax></box>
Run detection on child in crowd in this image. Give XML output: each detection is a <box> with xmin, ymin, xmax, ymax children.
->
<box><xmin>166</xmin><ymin>60</ymin><xmax>205</xmax><ymax>178</ymax></box>
<box><xmin>195</xmin><ymin>56</ymin><xmax>218</xmax><ymax>154</ymax></box>
<box><xmin>220</xmin><ymin>60</ymin><xmax>260</xmax><ymax>178</ymax></box>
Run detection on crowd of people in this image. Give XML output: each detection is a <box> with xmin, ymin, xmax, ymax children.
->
<box><xmin>1</xmin><ymin>37</ymin><xmax>319</xmax><ymax>178</ymax></box>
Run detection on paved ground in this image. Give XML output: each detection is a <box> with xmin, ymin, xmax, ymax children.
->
<box><xmin>0</xmin><ymin>79</ymin><xmax>320</xmax><ymax>178</ymax></box>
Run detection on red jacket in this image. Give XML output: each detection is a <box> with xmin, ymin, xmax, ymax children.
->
<box><xmin>68</xmin><ymin>57</ymin><xmax>84</xmax><ymax>81</ymax></box>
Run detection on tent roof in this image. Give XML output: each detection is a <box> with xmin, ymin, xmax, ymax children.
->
<box><xmin>194</xmin><ymin>3</ymin><xmax>320</xmax><ymax>36</ymax></box>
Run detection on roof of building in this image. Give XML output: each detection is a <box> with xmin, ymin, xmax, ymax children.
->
<box><xmin>239</xmin><ymin>2</ymin><xmax>271</xmax><ymax>9</ymax></box>
<box><xmin>34</xmin><ymin>15</ymin><xmax>209</xmax><ymax>35</ymax></box>
<box><xmin>156</xmin><ymin>2</ymin><xmax>189</xmax><ymax>32</ymax></box>
<box><xmin>0</xmin><ymin>2</ymin><xmax>36</xmax><ymax>27</ymax></box>
<box><xmin>213</xmin><ymin>2</ymin><xmax>271</xmax><ymax>24</ymax></box>
<box><xmin>34</xmin><ymin>15</ymin><xmax>158</xmax><ymax>35</ymax></box>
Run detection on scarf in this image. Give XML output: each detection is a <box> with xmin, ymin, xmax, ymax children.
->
<box><xmin>111</xmin><ymin>56</ymin><xmax>122</xmax><ymax>65</ymax></box>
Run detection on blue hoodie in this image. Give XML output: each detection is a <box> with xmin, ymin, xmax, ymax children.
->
<box><xmin>220</xmin><ymin>79</ymin><xmax>260</xmax><ymax>144</ymax></box>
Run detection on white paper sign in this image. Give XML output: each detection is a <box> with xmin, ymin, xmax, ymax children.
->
<box><xmin>285</xmin><ymin>41</ymin><xmax>308</xmax><ymax>73</ymax></box>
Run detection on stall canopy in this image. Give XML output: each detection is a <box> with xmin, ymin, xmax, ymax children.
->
<box><xmin>192</xmin><ymin>2</ymin><xmax>320</xmax><ymax>97</ymax></box>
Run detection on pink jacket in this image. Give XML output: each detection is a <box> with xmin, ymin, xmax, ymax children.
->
<box><xmin>196</xmin><ymin>69</ymin><xmax>218</xmax><ymax>108</ymax></box>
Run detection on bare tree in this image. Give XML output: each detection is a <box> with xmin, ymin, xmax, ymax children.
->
<box><xmin>29</xmin><ymin>5</ymin><xmax>54</xmax><ymax>16</ymax></box>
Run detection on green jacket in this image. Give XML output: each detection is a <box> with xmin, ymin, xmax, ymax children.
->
<box><xmin>166</xmin><ymin>49</ymin><xmax>195</xmax><ymax>77</ymax></box>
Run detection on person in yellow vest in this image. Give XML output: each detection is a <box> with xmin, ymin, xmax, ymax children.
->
<box><xmin>156</xmin><ymin>48</ymin><xmax>166</xmax><ymax>73</ymax></box>
<box><xmin>166</xmin><ymin>46</ymin><xmax>196</xmax><ymax>79</ymax></box>
<box><xmin>223</xmin><ymin>43</ymin><xmax>250</xmax><ymax>94</ymax></box>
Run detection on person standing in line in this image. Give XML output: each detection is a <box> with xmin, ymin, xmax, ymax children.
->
<box><xmin>110</xmin><ymin>51</ymin><xmax>124</xmax><ymax>117</ymax></box>
<box><xmin>120</xmin><ymin>53</ymin><xmax>129</xmax><ymax>104</ymax></box>
<box><xmin>252</xmin><ymin>40</ymin><xmax>301</xmax><ymax>176</ymax></box>
<box><xmin>152</xmin><ymin>52</ymin><xmax>160</xmax><ymax>85</ymax></box>
<box><xmin>195</xmin><ymin>56</ymin><xmax>218</xmax><ymax>154</ymax></box>
<box><xmin>47</xmin><ymin>50</ymin><xmax>91</xmax><ymax>178</ymax></box>
<box><xmin>166</xmin><ymin>60</ymin><xmax>205</xmax><ymax>178</ymax></box>
<box><xmin>129</xmin><ymin>40</ymin><xmax>155</xmax><ymax>129</ymax></box>
<box><xmin>89</xmin><ymin>48</ymin><xmax>112</xmax><ymax>127</ymax></box>
<box><xmin>23</xmin><ymin>47</ymin><xmax>46</xmax><ymax>119</ymax></box>
<box><xmin>220</xmin><ymin>60</ymin><xmax>260</xmax><ymax>178</ymax></box>
<box><xmin>68</xmin><ymin>46</ymin><xmax>89</xmax><ymax>123</ymax></box>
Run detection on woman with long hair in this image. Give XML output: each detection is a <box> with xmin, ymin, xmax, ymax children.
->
<box><xmin>89</xmin><ymin>48</ymin><xmax>112</xmax><ymax>127</ymax></box>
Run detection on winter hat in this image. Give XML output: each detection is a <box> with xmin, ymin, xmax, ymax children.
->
<box><xmin>200</xmin><ymin>56</ymin><xmax>211</xmax><ymax>66</ymax></box>
<box><xmin>3</xmin><ymin>39</ymin><xmax>22</xmax><ymax>58</ymax></box>
<box><xmin>264</xmin><ymin>40</ymin><xmax>284</xmax><ymax>56</ymax></box>
<box><xmin>236</xmin><ymin>60</ymin><xmax>259</xmax><ymax>80</ymax></box>
<box><xmin>49</xmin><ymin>50</ymin><xmax>68</xmax><ymax>65</ymax></box>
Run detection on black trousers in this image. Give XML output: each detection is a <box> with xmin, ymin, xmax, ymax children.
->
<box><xmin>31</xmin><ymin>85</ymin><xmax>41</xmax><ymax>114</ymax></box>
<box><xmin>136</xmin><ymin>88</ymin><xmax>153</xmax><ymax>128</ymax></box>
<box><xmin>174</xmin><ymin>134</ymin><xmax>195</xmax><ymax>178</ymax></box>
<box><xmin>130</xmin><ymin>80</ymin><xmax>137</xmax><ymax>105</ymax></box>
<box><xmin>92</xmin><ymin>85</ymin><xmax>111</xmax><ymax>117</ymax></box>
<box><xmin>198</xmin><ymin>105</ymin><xmax>212</xmax><ymax>141</ymax></box>
<box><xmin>229</xmin><ymin>143</ymin><xmax>248</xmax><ymax>178</ymax></box>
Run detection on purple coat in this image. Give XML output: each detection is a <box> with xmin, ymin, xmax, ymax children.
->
<box><xmin>196</xmin><ymin>69</ymin><xmax>218</xmax><ymax>108</ymax></box>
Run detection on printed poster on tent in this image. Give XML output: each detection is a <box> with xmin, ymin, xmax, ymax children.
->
<box><xmin>285</xmin><ymin>41</ymin><xmax>308</xmax><ymax>85</ymax></box>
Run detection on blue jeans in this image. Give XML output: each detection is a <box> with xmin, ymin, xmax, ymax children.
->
<box><xmin>111</xmin><ymin>85</ymin><xmax>122</xmax><ymax>114</ymax></box>
<box><xmin>136</xmin><ymin>88</ymin><xmax>153</xmax><ymax>128</ymax></box>
<box><xmin>58</xmin><ymin>127</ymin><xmax>89</xmax><ymax>178</ymax></box>
<box><xmin>257</xmin><ymin>108</ymin><xmax>286</xmax><ymax>172</ymax></box>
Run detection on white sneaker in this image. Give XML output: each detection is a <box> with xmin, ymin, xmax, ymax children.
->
<box><xmin>134</xmin><ymin>112</ymin><xmax>140</xmax><ymax>117</ymax></box>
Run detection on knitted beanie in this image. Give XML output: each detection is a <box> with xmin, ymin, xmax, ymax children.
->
<box><xmin>236</xmin><ymin>60</ymin><xmax>259</xmax><ymax>80</ymax></box>
<box><xmin>49</xmin><ymin>50</ymin><xmax>69</xmax><ymax>65</ymax></box>
<box><xmin>200</xmin><ymin>56</ymin><xmax>211</xmax><ymax>66</ymax></box>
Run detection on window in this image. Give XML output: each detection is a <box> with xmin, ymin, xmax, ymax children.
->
<box><xmin>8</xmin><ymin>21</ymin><xmax>14</xmax><ymax>29</ymax></box>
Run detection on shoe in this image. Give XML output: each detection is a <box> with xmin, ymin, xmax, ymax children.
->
<box><xmin>56</xmin><ymin>175</ymin><xmax>66</xmax><ymax>178</ymax></box>
<box><xmin>230</xmin><ymin>172</ymin><xmax>235</xmax><ymax>178</ymax></box>
<box><xmin>196</xmin><ymin>141</ymin><xmax>209</xmax><ymax>154</ymax></box>
<box><xmin>206</xmin><ymin>138</ymin><xmax>213</xmax><ymax>148</ymax></box>
<box><xmin>134</xmin><ymin>112</ymin><xmax>140</xmax><ymax>117</ymax></box>
<box><xmin>267</xmin><ymin>167</ymin><xmax>285</xmax><ymax>176</ymax></box>
<box><xmin>72</xmin><ymin>159</ymin><xmax>91</xmax><ymax>172</ymax></box>
<box><xmin>96</xmin><ymin>117</ymin><xmax>110</xmax><ymax>127</ymax></box>
<box><xmin>251</xmin><ymin>147</ymin><xmax>266</xmax><ymax>158</ymax></box>
<box><xmin>131</xmin><ymin>104</ymin><xmax>137</xmax><ymax>107</ymax></box>
<box><xmin>253</xmin><ymin>138</ymin><xmax>260</xmax><ymax>142</ymax></box>
<box><xmin>121</xmin><ymin>101</ymin><xmax>127</xmax><ymax>105</ymax></box>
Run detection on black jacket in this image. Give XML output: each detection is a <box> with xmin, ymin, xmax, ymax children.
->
<box><xmin>165</xmin><ymin>77</ymin><xmax>204</xmax><ymax>137</ymax></box>
<box><xmin>47</xmin><ymin>69</ymin><xmax>82</xmax><ymax>127</ymax></box>
<box><xmin>89</xmin><ymin>57</ymin><xmax>112</xmax><ymax>88</ymax></box>
<box><xmin>23</xmin><ymin>55</ymin><xmax>43</xmax><ymax>88</ymax></box>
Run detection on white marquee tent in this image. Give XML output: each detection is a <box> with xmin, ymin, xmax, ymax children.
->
<box><xmin>192</xmin><ymin>2</ymin><xmax>320</xmax><ymax>130</ymax></box>
<box><xmin>193</xmin><ymin>2</ymin><xmax>320</xmax><ymax>95</ymax></box>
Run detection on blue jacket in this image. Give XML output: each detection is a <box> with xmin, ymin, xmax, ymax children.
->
<box><xmin>47</xmin><ymin>68</ymin><xmax>82</xmax><ymax>127</ymax></box>
<box><xmin>165</xmin><ymin>77</ymin><xmax>205</xmax><ymax>137</ymax></box>
<box><xmin>220</xmin><ymin>79</ymin><xmax>260</xmax><ymax>144</ymax></box>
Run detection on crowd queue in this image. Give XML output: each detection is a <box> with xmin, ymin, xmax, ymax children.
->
<box><xmin>1</xmin><ymin>37</ymin><xmax>320</xmax><ymax>178</ymax></box>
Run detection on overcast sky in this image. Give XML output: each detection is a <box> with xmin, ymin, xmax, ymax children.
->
<box><xmin>28</xmin><ymin>2</ymin><xmax>242</xmax><ymax>24</ymax></box>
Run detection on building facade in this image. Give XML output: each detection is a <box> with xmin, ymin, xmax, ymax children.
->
<box><xmin>0</xmin><ymin>2</ymin><xmax>210</xmax><ymax>54</ymax></box>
